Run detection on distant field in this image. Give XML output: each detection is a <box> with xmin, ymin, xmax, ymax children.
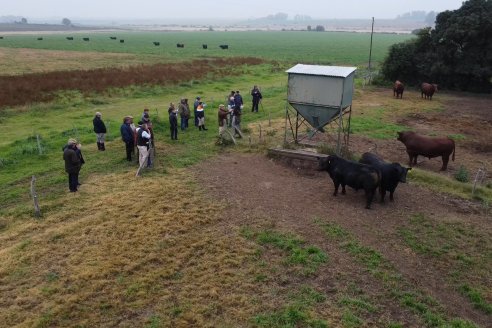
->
<box><xmin>0</xmin><ymin>31</ymin><xmax>413</xmax><ymax>67</ymax></box>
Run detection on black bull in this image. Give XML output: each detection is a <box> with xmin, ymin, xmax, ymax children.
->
<box><xmin>318</xmin><ymin>155</ymin><xmax>381</xmax><ymax>209</ymax></box>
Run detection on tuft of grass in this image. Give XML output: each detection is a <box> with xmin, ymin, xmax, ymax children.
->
<box><xmin>454</xmin><ymin>165</ymin><xmax>469</xmax><ymax>183</ymax></box>
<box><xmin>459</xmin><ymin>285</ymin><xmax>492</xmax><ymax>314</ymax></box>
<box><xmin>253</xmin><ymin>229</ymin><xmax>328</xmax><ymax>275</ymax></box>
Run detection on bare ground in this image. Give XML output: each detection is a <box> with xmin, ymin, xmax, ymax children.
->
<box><xmin>194</xmin><ymin>152</ymin><xmax>491</xmax><ymax>327</ymax></box>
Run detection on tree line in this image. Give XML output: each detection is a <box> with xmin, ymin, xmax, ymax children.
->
<box><xmin>380</xmin><ymin>0</ymin><xmax>492</xmax><ymax>93</ymax></box>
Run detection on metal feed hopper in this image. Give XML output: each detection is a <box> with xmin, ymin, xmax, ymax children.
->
<box><xmin>284</xmin><ymin>64</ymin><xmax>356</xmax><ymax>153</ymax></box>
<box><xmin>286</xmin><ymin>64</ymin><xmax>356</xmax><ymax>130</ymax></box>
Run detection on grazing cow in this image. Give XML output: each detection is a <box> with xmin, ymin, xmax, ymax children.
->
<box><xmin>110</xmin><ymin>36</ymin><xmax>117</xmax><ymax>40</ymax></box>
<box><xmin>202</xmin><ymin>44</ymin><xmax>208</xmax><ymax>49</ymax></box>
<box><xmin>0</xmin><ymin>37</ymin><xmax>3</xmax><ymax>39</ymax></box>
<box><xmin>66</xmin><ymin>37</ymin><xmax>74</xmax><ymax>40</ymax></box>
<box><xmin>397</xmin><ymin>131</ymin><xmax>455</xmax><ymax>171</ymax></box>
<box><xmin>359</xmin><ymin>152</ymin><xmax>411</xmax><ymax>202</ymax></box>
<box><xmin>37</xmin><ymin>37</ymin><xmax>43</xmax><ymax>41</ymax></box>
<box><xmin>120</xmin><ymin>39</ymin><xmax>125</xmax><ymax>43</ymax></box>
<box><xmin>318</xmin><ymin>155</ymin><xmax>381</xmax><ymax>209</ymax></box>
<box><xmin>83</xmin><ymin>37</ymin><xmax>90</xmax><ymax>41</ymax></box>
<box><xmin>421</xmin><ymin>82</ymin><xmax>438</xmax><ymax>100</ymax></box>
<box><xmin>219</xmin><ymin>44</ymin><xmax>229</xmax><ymax>49</ymax></box>
<box><xmin>393</xmin><ymin>80</ymin><xmax>404</xmax><ymax>99</ymax></box>
<box><xmin>153</xmin><ymin>42</ymin><xmax>160</xmax><ymax>46</ymax></box>
<box><xmin>177</xmin><ymin>43</ymin><xmax>184</xmax><ymax>48</ymax></box>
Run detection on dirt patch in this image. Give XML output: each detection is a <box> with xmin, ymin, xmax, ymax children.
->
<box><xmin>194</xmin><ymin>153</ymin><xmax>491</xmax><ymax>326</ymax></box>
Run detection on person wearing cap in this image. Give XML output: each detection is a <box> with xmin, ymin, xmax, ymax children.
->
<box><xmin>168</xmin><ymin>103</ymin><xmax>178</xmax><ymax>140</ymax></box>
<box><xmin>63</xmin><ymin>138</ymin><xmax>82</xmax><ymax>192</ymax></box>
<box><xmin>120</xmin><ymin>116</ymin><xmax>134</xmax><ymax>162</ymax></box>
<box><xmin>92</xmin><ymin>112</ymin><xmax>107</xmax><ymax>151</ymax></box>
<box><xmin>193</xmin><ymin>96</ymin><xmax>201</xmax><ymax>127</ymax></box>
<box><xmin>136</xmin><ymin>121</ymin><xmax>152</xmax><ymax>168</ymax></box>
<box><xmin>250</xmin><ymin>85</ymin><xmax>263</xmax><ymax>113</ymax></box>
<box><xmin>141</xmin><ymin>108</ymin><xmax>150</xmax><ymax>122</ymax></box>
<box><xmin>218</xmin><ymin>104</ymin><xmax>229</xmax><ymax>136</ymax></box>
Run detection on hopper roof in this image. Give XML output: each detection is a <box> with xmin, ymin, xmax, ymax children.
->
<box><xmin>286</xmin><ymin>64</ymin><xmax>356</xmax><ymax>78</ymax></box>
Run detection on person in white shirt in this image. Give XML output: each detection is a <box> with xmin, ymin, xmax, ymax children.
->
<box><xmin>136</xmin><ymin>122</ymin><xmax>152</xmax><ymax>168</ymax></box>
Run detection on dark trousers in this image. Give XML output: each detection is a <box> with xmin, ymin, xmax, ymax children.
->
<box><xmin>68</xmin><ymin>172</ymin><xmax>79</xmax><ymax>191</ymax></box>
<box><xmin>125</xmin><ymin>141</ymin><xmax>134</xmax><ymax>161</ymax></box>
<box><xmin>252</xmin><ymin>99</ymin><xmax>260</xmax><ymax>112</ymax></box>
<box><xmin>194</xmin><ymin>110</ymin><xmax>199</xmax><ymax>126</ymax></box>
<box><xmin>170</xmin><ymin>124</ymin><xmax>178</xmax><ymax>140</ymax></box>
<box><xmin>181</xmin><ymin>117</ymin><xmax>189</xmax><ymax>130</ymax></box>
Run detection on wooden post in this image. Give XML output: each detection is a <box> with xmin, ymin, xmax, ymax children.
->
<box><xmin>30</xmin><ymin>175</ymin><xmax>41</xmax><ymax>218</ymax></box>
<box><xmin>259</xmin><ymin>124</ymin><xmax>263</xmax><ymax>143</ymax></box>
<box><xmin>472</xmin><ymin>168</ymin><xmax>485</xmax><ymax>195</ymax></box>
<box><xmin>36</xmin><ymin>134</ymin><xmax>43</xmax><ymax>155</ymax></box>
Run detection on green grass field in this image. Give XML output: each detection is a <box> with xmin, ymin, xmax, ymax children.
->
<box><xmin>0</xmin><ymin>31</ymin><xmax>413</xmax><ymax>66</ymax></box>
<box><xmin>1</xmin><ymin>31</ymin><xmax>491</xmax><ymax>327</ymax></box>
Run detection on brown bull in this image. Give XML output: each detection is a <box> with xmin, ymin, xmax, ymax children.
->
<box><xmin>393</xmin><ymin>80</ymin><xmax>404</xmax><ymax>99</ymax></box>
<box><xmin>397</xmin><ymin>131</ymin><xmax>455</xmax><ymax>171</ymax></box>
<box><xmin>421</xmin><ymin>82</ymin><xmax>438</xmax><ymax>100</ymax></box>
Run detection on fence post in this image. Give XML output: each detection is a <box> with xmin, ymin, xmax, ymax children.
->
<box><xmin>30</xmin><ymin>175</ymin><xmax>41</xmax><ymax>218</ymax></box>
<box><xmin>36</xmin><ymin>134</ymin><xmax>43</xmax><ymax>155</ymax></box>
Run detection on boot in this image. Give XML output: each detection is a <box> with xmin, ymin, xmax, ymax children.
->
<box><xmin>202</xmin><ymin>125</ymin><xmax>208</xmax><ymax>131</ymax></box>
<box><xmin>199</xmin><ymin>126</ymin><xmax>202</xmax><ymax>131</ymax></box>
<box><xmin>100</xmin><ymin>143</ymin><xmax>105</xmax><ymax>151</ymax></box>
<box><xmin>97</xmin><ymin>142</ymin><xmax>101</xmax><ymax>150</ymax></box>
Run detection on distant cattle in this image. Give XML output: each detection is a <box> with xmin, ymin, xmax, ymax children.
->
<box><xmin>219</xmin><ymin>44</ymin><xmax>229</xmax><ymax>49</ymax></box>
<box><xmin>393</xmin><ymin>80</ymin><xmax>404</xmax><ymax>99</ymax></box>
<box><xmin>110</xmin><ymin>36</ymin><xmax>117</xmax><ymax>40</ymax></box>
<box><xmin>83</xmin><ymin>38</ymin><xmax>90</xmax><ymax>41</ymax></box>
<box><xmin>66</xmin><ymin>37</ymin><xmax>74</xmax><ymax>40</ymax></box>
<box><xmin>177</xmin><ymin>43</ymin><xmax>184</xmax><ymax>48</ymax></box>
<box><xmin>359</xmin><ymin>152</ymin><xmax>411</xmax><ymax>202</ymax></box>
<box><xmin>0</xmin><ymin>37</ymin><xmax>3</xmax><ymax>39</ymax></box>
<box><xmin>120</xmin><ymin>39</ymin><xmax>125</xmax><ymax>43</ymax></box>
<box><xmin>318</xmin><ymin>155</ymin><xmax>380</xmax><ymax>209</ymax></box>
<box><xmin>202</xmin><ymin>44</ymin><xmax>208</xmax><ymax>49</ymax></box>
<box><xmin>37</xmin><ymin>37</ymin><xmax>43</xmax><ymax>41</ymax></box>
<box><xmin>397</xmin><ymin>131</ymin><xmax>455</xmax><ymax>171</ymax></box>
<box><xmin>421</xmin><ymin>82</ymin><xmax>438</xmax><ymax>100</ymax></box>
<box><xmin>153</xmin><ymin>42</ymin><xmax>160</xmax><ymax>46</ymax></box>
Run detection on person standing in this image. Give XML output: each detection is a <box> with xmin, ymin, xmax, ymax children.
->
<box><xmin>251</xmin><ymin>85</ymin><xmax>262</xmax><ymax>113</ymax></box>
<box><xmin>169</xmin><ymin>103</ymin><xmax>178</xmax><ymax>140</ymax></box>
<box><xmin>63</xmin><ymin>138</ymin><xmax>81</xmax><ymax>192</ymax></box>
<box><xmin>120</xmin><ymin>116</ymin><xmax>134</xmax><ymax>162</ymax></box>
<box><xmin>233</xmin><ymin>91</ymin><xmax>243</xmax><ymax>137</ymax></box>
<box><xmin>227</xmin><ymin>91</ymin><xmax>235</xmax><ymax>127</ymax></box>
<box><xmin>178</xmin><ymin>98</ymin><xmax>190</xmax><ymax>131</ymax></box>
<box><xmin>193</xmin><ymin>96</ymin><xmax>201</xmax><ymax>127</ymax></box>
<box><xmin>136</xmin><ymin>122</ymin><xmax>152</xmax><ymax>168</ymax></box>
<box><xmin>218</xmin><ymin>104</ymin><xmax>229</xmax><ymax>136</ymax></box>
<box><xmin>92</xmin><ymin>112</ymin><xmax>107</xmax><ymax>151</ymax></box>
<box><xmin>196</xmin><ymin>101</ymin><xmax>208</xmax><ymax>131</ymax></box>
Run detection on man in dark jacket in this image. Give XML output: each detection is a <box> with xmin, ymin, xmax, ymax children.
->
<box><xmin>120</xmin><ymin>116</ymin><xmax>134</xmax><ymax>161</ymax></box>
<box><xmin>250</xmin><ymin>85</ymin><xmax>262</xmax><ymax>113</ymax></box>
<box><xmin>178</xmin><ymin>98</ymin><xmax>190</xmax><ymax>131</ymax></box>
<box><xmin>63</xmin><ymin>139</ymin><xmax>81</xmax><ymax>192</ymax></box>
<box><xmin>92</xmin><ymin>112</ymin><xmax>107</xmax><ymax>151</ymax></box>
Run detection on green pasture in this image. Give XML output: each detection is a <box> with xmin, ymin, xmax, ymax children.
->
<box><xmin>0</xmin><ymin>31</ymin><xmax>413</xmax><ymax>65</ymax></box>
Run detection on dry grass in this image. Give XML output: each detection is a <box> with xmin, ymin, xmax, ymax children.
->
<box><xmin>0</xmin><ymin>169</ymin><xmax>267</xmax><ymax>327</ymax></box>
<box><xmin>0</xmin><ymin>48</ymin><xmax>165</xmax><ymax>76</ymax></box>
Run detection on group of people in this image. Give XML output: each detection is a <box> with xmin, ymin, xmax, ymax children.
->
<box><xmin>63</xmin><ymin>86</ymin><xmax>264</xmax><ymax>192</ymax></box>
<box><xmin>120</xmin><ymin>109</ymin><xmax>154</xmax><ymax>169</ymax></box>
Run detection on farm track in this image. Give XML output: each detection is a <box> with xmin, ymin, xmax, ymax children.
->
<box><xmin>194</xmin><ymin>153</ymin><xmax>492</xmax><ymax>327</ymax></box>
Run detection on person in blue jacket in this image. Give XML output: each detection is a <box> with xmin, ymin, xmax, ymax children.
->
<box><xmin>120</xmin><ymin>116</ymin><xmax>134</xmax><ymax>162</ymax></box>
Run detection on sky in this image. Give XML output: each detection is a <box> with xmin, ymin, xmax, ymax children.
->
<box><xmin>3</xmin><ymin>0</ymin><xmax>465</xmax><ymax>20</ymax></box>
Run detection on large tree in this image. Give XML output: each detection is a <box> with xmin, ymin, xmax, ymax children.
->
<box><xmin>381</xmin><ymin>0</ymin><xmax>492</xmax><ymax>92</ymax></box>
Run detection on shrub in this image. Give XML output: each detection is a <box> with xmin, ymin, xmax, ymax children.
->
<box><xmin>454</xmin><ymin>165</ymin><xmax>469</xmax><ymax>183</ymax></box>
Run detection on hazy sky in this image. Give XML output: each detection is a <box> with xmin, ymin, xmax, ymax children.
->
<box><xmin>4</xmin><ymin>0</ymin><xmax>465</xmax><ymax>20</ymax></box>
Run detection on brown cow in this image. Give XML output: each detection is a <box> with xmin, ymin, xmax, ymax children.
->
<box><xmin>421</xmin><ymin>82</ymin><xmax>438</xmax><ymax>100</ymax></box>
<box><xmin>393</xmin><ymin>80</ymin><xmax>404</xmax><ymax>98</ymax></box>
<box><xmin>397</xmin><ymin>131</ymin><xmax>455</xmax><ymax>171</ymax></box>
